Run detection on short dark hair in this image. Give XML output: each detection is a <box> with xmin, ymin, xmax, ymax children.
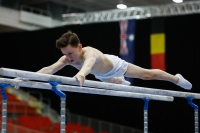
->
<box><xmin>56</xmin><ymin>31</ymin><xmax>80</xmax><ymax>49</ymax></box>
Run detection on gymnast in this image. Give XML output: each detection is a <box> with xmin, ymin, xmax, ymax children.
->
<box><xmin>15</xmin><ymin>31</ymin><xmax>192</xmax><ymax>90</ymax></box>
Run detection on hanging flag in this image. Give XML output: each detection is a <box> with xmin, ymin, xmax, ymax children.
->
<box><xmin>150</xmin><ymin>18</ymin><xmax>166</xmax><ymax>71</ymax></box>
<box><xmin>119</xmin><ymin>19</ymin><xmax>136</xmax><ymax>85</ymax></box>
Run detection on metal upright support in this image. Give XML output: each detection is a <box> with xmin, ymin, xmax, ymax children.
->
<box><xmin>48</xmin><ymin>81</ymin><xmax>66</xmax><ymax>133</ymax></box>
<box><xmin>143</xmin><ymin>98</ymin><xmax>150</xmax><ymax>133</ymax></box>
<box><xmin>186</xmin><ymin>97</ymin><xmax>199</xmax><ymax>133</ymax></box>
<box><xmin>0</xmin><ymin>83</ymin><xmax>11</xmax><ymax>133</ymax></box>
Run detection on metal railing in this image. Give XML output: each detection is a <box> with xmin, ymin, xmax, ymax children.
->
<box><xmin>20</xmin><ymin>5</ymin><xmax>51</xmax><ymax>17</ymax></box>
<box><xmin>68</xmin><ymin>113</ymin><xmax>143</xmax><ymax>133</ymax></box>
<box><xmin>62</xmin><ymin>1</ymin><xmax>200</xmax><ymax>25</ymax></box>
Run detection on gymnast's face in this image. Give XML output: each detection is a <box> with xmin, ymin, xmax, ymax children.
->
<box><xmin>61</xmin><ymin>44</ymin><xmax>82</xmax><ymax>64</ymax></box>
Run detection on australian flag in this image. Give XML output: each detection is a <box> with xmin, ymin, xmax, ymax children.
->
<box><xmin>119</xmin><ymin>19</ymin><xmax>136</xmax><ymax>85</ymax></box>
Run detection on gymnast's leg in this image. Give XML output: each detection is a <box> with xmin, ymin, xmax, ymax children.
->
<box><xmin>100</xmin><ymin>77</ymin><xmax>130</xmax><ymax>85</ymax></box>
<box><xmin>124</xmin><ymin>63</ymin><xmax>192</xmax><ymax>90</ymax></box>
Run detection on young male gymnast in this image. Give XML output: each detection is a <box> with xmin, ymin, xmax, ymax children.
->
<box><xmin>15</xmin><ymin>31</ymin><xmax>192</xmax><ymax>90</ymax></box>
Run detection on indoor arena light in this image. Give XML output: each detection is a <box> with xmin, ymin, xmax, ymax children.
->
<box><xmin>117</xmin><ymin>4</ymin><xmax>127</xmax><ymax>9</ymax></box>
<box><xmin>173</xmin><ymin>0</ymin><xmax>183</xmax><ymax>3</ymax></box>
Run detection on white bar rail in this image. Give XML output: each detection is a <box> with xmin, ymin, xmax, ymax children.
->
<box><xmin>0</xmin><ymin>78</ymin><xmax>173</xmax><ymax>102</ymax></box>
<box><xmin>0</xmin><ymin>68</ymin><xmax>199</xmax><ymax>99</ymax></box>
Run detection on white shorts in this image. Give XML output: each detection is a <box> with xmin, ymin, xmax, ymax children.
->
<box><xmin>95</xmin><ymin>54</ymin><xmax>129</xmax><ymax>80</ymax></box>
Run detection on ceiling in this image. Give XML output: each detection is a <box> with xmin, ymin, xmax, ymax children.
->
<box><xmin>19</xmin><ymin>0</ymin><xmax>196</xmax><ymax>12</ymax></box>
<box><xmin>0</xmin><ymin>0</ymin><xmax>197</xmax><ymax>33</ymax></box>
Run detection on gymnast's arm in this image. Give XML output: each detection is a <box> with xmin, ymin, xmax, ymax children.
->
<box><xmin>37</xmin><ymin>55</ymin><xmax>69</xmax><ymax>74</ymax></box>
<box><xmin>14</xmin><ymin>56</ymin><xmax>69</xmax><ymax>89</ymax></box>
<box><xmin>74</xmin><ymin>51</ymin><xmax>96</xmax><ymax>86</ymax></box>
